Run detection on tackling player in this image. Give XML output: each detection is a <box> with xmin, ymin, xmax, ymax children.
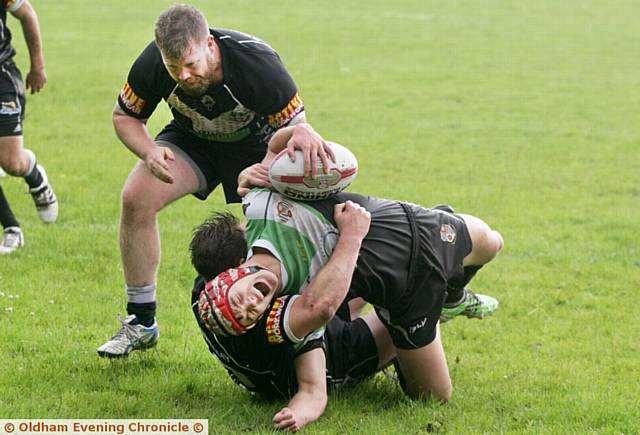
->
<box><xmin>191</xmin><ymin>126</ymin><xmax>504</xmax><ymax>431</ymax></box>
<box><xmin>97</xmin><ymin>4</ymin><xmax>333</xmax><ymax>357</ymax></box>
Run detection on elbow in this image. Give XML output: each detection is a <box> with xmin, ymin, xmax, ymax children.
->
<box><xmin>300</xmin><ymin>295</ymin><xmax>341</xmax><ymax>326</ymax></box>
<box><xmin>314</xmin><ymin>300</ymin><xmax>339</xmax><ymax>325</ymax></box>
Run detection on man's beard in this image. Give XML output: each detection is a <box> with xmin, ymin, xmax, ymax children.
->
<box><xmin>178</xmin><ymin>58</ymin><xmax>218</xmax><ymax>97</ymax></box>
<box><xmin>179</xmin><ymin>80</ymin><xmax>209</xmax><ymax>97</ymax></box>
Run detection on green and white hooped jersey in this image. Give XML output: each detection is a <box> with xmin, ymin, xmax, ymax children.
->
<box><xmin>243</xmin><ymin>189</ymin><xmax>339</xmax><ymax>297</ymax></box>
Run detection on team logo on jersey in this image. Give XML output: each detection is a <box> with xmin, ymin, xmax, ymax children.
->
<box><xmin>267</xmin><ymin>92</ymin><xmax>304</xmax><ymax>128</ymax></box>
<box><xmin>200</xmin><ymin>95</ymin><xmax>215</xmax><ymax>111</ymax></box>
<box><xmin>276</xmin><ymin>199</ymin><xmax>294</xmax><ymax>223</ymax></box>
<box><xmin>119</xmin><ymin>81</ymin><xmax>146</xmax><ymax>115</ymax></box>
<box><xmin>440</xmin><ymin>223</ymin><xmax>456</xmax><ymax>243</ymax></box>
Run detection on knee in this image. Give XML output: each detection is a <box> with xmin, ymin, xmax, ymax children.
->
<box><xmin>434</xmin><ymin>383</ymin><xmax>452</xmax><ymax>402</ymax></box>
<box><xmin>405</xmin><ymin>380</ymin><xmax>452</xmax><ymax>402</ymax></box>
<box><xmin>485</xmin><ymin>230</ymin><xmax>504</xmax><ymax>260</ymax></box>
<box><xmin>121</xmin><ymin>186</ymin><xmax>158</xmax><ymax>223</ymax></box>
<box><xmin>0</xmin><ymin>154</ymin><xmax>27</xmax><ymax>176</ymax></box>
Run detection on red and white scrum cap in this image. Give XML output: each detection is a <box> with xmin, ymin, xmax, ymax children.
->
<box><xmin>197</xmin><ymin>266</ymin><xmax>262</xmax><ymax>336</ymax></box>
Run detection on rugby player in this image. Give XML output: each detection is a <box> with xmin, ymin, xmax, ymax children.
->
<box><xmin>0</xmin><ymin>0</ymin><xmax>58</xmax><ymax>255</ymax></box>
<box><xmin>191</xmin><ymin>126</ymin><xmax>504</xmax><ymax>430</ymax></box>
<box><xmin>97</xmin><ymin>4</ymin><xmax>332</xmax><ymax>357</ymax></box>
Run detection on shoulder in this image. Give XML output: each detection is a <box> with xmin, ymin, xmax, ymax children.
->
<box><xmin>127</xmin><ymin>40</ymin><xmax>175</xmax><ymax>96</ymax></box>
<box><xmin>213</xmin><ymin>28</ymin><xmax>280</xmax><ymax>58</ymax></box>
<box><xmin>214</xmin><ymin>28</ymin><xmax>298</xmax><ymax>110</ymax></box>
<box><xmin>130</xmin><ymin>41</ymin><xmax>170</xmax><ymax>80</ymax></box>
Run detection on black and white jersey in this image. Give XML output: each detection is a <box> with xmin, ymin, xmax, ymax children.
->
<box><xmin>191</xmin><ymin>276</ymin><xmax>323</xmax><ymax>400</ymax></box>
<box><xmin>0</xmin><ymin>0</ymin><xmax>24</xmax><ymax>64</ymax></box>
<box><xmin>191</xmin><ymin>276</ymin><xmax>380</xmax><ymax>400</ymax></box>
<box><xmin>117</xmin><ymin>29</ymin><xmax>303</xmax><ymax>145</ymax></box>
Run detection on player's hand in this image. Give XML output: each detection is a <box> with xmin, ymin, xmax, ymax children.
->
<box><xmin>273</xmin><ymin>407</ymin><xmax>301</xmax><ymax>432</ymax></box>
<box><xmin>237</xmin><ymin>163</ymin><xmax>271</xmax><ymax>197</ymax></box>
<box><xmin>286</xmin><ymin>123</ymin><xmax>335</xmax><ymax>178</ymax></box>
<box><xmin>334</xmin><ymin>200</ymin><xmax>371</xmax><ymax>242</ymax></box>
<box><xmin>144</xmin><ymin>146</ymin><xmax>175</xmax><ymax>184</ymax></box>
<box><xmin>26</xmin><ymin>67</ymin><xmax>47</xmax><ymax>94</ymax></box>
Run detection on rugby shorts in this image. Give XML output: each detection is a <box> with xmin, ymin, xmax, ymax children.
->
<box><xmin>155</xmin><ymin>122</ymin><xmax>267</xmax><ymax>202</ymax></box>
<box><xmin>0</xmin><ymin>60</ymin><xmax>25</xmax><ymax>137</ymax></box>
<box><xmin>324</xmin><ymin>315</ymin><xmax>380</xmax><ymax>390</ymax></box>
<box><xmin>375</xmin><ymin>203</ymin><xmax>473</xmax><ymax>349</ymax></box>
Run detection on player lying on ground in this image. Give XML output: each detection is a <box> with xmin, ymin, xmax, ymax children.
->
<box><xmin>191</xmin><ymin>257</ymin><xmax>397</xmax><ymax>414</ymax></box>
<box><xmin>191</xmin><ymin>127</ymin><xmax>504</xmax><ymax>431</ymax></box>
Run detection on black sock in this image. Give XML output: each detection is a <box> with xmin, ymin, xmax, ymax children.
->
<box><xmin>127</xmin><ymin>302</ymin><xmax>157</xmax><ymax>327</ymax></box>
<box><xmin>24</xmin><ymin>164</ymin><xmax>43</xmax><ymax>190</ymax></box>
<box><xmin>0</xmin><ymin>185</ymin><xmax>19</xmax><ymax>228</ymax></box>
<box><xmin>445</xmin><ymin>265</ymin><xmax>483</xmax><ymax>305</ymax></box>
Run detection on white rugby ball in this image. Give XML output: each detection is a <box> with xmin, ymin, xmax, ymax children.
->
<box><xmin>269</xmin><ymin>142</ymin><xmax>358</xmax><ymax>201</ymax></box>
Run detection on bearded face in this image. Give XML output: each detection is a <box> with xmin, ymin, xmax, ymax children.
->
<box><xmin>161</xmin><ymin>38</ymin><xmax>220</xmax><ymax>97</ymax></box>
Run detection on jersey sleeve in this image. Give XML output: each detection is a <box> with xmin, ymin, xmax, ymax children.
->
<box><xmin>6</xmin><ymin>0</ymin><xmax>25</xmax><ymax>12</ymax></box>
<box><xmin>255</xmin><ymin>58</ymin><xmax>305</xmax><ymax>129</ymax></box>
<box><xmin>116</xmin><ymin>42</ymin><xmax>170</xmax><ymax>120</ymax></box>
<box><xmin>265</xmin><ymin>295</ymin><xmax>325</xmax><ymax>347</ymax></box>
<box><xmin>226</xmin><ymin>45</ymin><xmax>304</xmax><ymax>129</ymax></box>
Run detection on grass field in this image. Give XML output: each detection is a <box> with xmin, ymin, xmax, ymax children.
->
<box><xmin>1</xmin><ymin>0</ymin><xmax>638</xmax><ymax>433</ymax></box>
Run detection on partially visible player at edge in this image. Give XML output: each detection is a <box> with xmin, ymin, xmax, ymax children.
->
<box><xmin>0</xmin><ymin>0</ymin><xmax>58</xmax><ymax>255</ymax></box>
<box><xmin>97</xmin><ymin>3</ymin><xmax>333</xmax><ymax>357</ymax></box>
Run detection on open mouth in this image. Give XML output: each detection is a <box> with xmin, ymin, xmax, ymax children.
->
<box><xmin>254</xmin><ymin>281</ymin><xmax>270</xmax><ymax>296</ymax></box>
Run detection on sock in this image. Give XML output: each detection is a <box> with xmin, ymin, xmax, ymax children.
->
<box><xmin>445</xmin><ymin>265</ymin><xmax>483</xmax><ymax>306</ymax></box>
<box><xmin>0</xmin><ymin>185</ymin><xmax>19</xmax><ymax>228</ymax></box>
<box><xmin>22</xmin><ymin>149</ymin><xmax>43</xmax><ymax>190</ymax></box>
<box><xmin>127</xmin><ymin>302</ymin><xmax>157</xmax><ymax>327</ymax></box>
<box><xmin>126</xmin><ymin>284</ymin><xmax>157</xmax><ymax>326</ymax></box>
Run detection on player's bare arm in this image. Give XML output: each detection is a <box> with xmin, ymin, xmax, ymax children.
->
<box><xmin>287</xmin><ymin>200</ymin><xmax>371</xmax><ymax>338</ymax></box>
<box><xmin>272</xmin><ymin>348</ymin><xmax>328</xmax><ymax>432</ymax></box>
<box><xmin>112</xmin><ymin>108</ymin><xmax>175</xmax><ymax>184</ymax></box>
<box><xmin>11</xmin><ymin>0</ymin><xmax>46</xmax><ymax>94</ymax></box>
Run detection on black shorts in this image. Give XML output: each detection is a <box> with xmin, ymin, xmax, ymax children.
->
<box><xmin>324</xmin><ymin>315</ymin><xmax>380</xmax><ymax>390</ymax></box>
<box><xmin>155</xmin><ymin>122</ymin><xmax>267</xmax><ymax>202</ymax></box>
<box><xmin>375</xmin><ymin>204</ymin><xmax>473</xmax><ymax>349</ymax></box>
<box><xmin>0</xmin><ymin>60</ymin><xmax>25</xmax><ymax>137</ymax></box>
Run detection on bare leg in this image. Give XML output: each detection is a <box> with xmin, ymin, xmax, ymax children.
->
<box><xmin>395</xmin><ymin>323</ymin><xmax>452</xmax><ymax>401</ymax></box>
<box><xmin>458</xmin><ymin>213</ymin><xmax>504</xmax><ymax>267</ymax></box>
<box><xmin>120</xmin><ymin>152</ymin><xmax>200</xmax><ymax>287</ymax></box>
<box><xmin>348</xmin><ymin>297</ymin><xmax>367</xmax><ymax>320</ymax></box>
<box><xmin>361</xmin><ymin>310</ymin><xmax>396</xmax><ymax>369</ymax></box>
<box><xmin>0</xmin><ymin>135</ymin><xmax>30</xmax><ymax>176</ymax></box>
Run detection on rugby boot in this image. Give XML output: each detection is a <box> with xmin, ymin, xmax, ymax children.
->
<box><xmin>29</xmin><ymin>165</ymin><xmax>58</xmax><ymax>224</ymax></box>
<box><xmin>0</xmin><ymin>226</ymin><xmax>24</xmax><ymax>254</ymax></box>
<box><xmin>97</xmin><ymin>315</ymin><xmax>159</xmax><ymax>358</ymax></box>
<box><xmin>440</xmin><ymin>288</ymin><xmax>499</xmax><ymax>323</ymax></box>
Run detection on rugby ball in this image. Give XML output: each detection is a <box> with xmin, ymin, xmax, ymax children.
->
<box><xmin>269</xmin><ymin>142</ymin><xmax>358</xmax><ymax>201</ymax></box>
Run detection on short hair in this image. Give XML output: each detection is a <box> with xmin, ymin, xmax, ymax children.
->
<box><xmin>154</xmin><ymin>4</ymin><xmax>210</xmax><ymax>60</ymax></box>
<box><xmin>190</xmin><ymin>211</ymin><xmax>247</xmax><ymax>281</ymax></box>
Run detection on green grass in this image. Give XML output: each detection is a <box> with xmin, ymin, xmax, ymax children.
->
<box><xmin>1</xmin><ymin>0</ymin><xmax>639</xmax><ymax>433</ymax></box>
